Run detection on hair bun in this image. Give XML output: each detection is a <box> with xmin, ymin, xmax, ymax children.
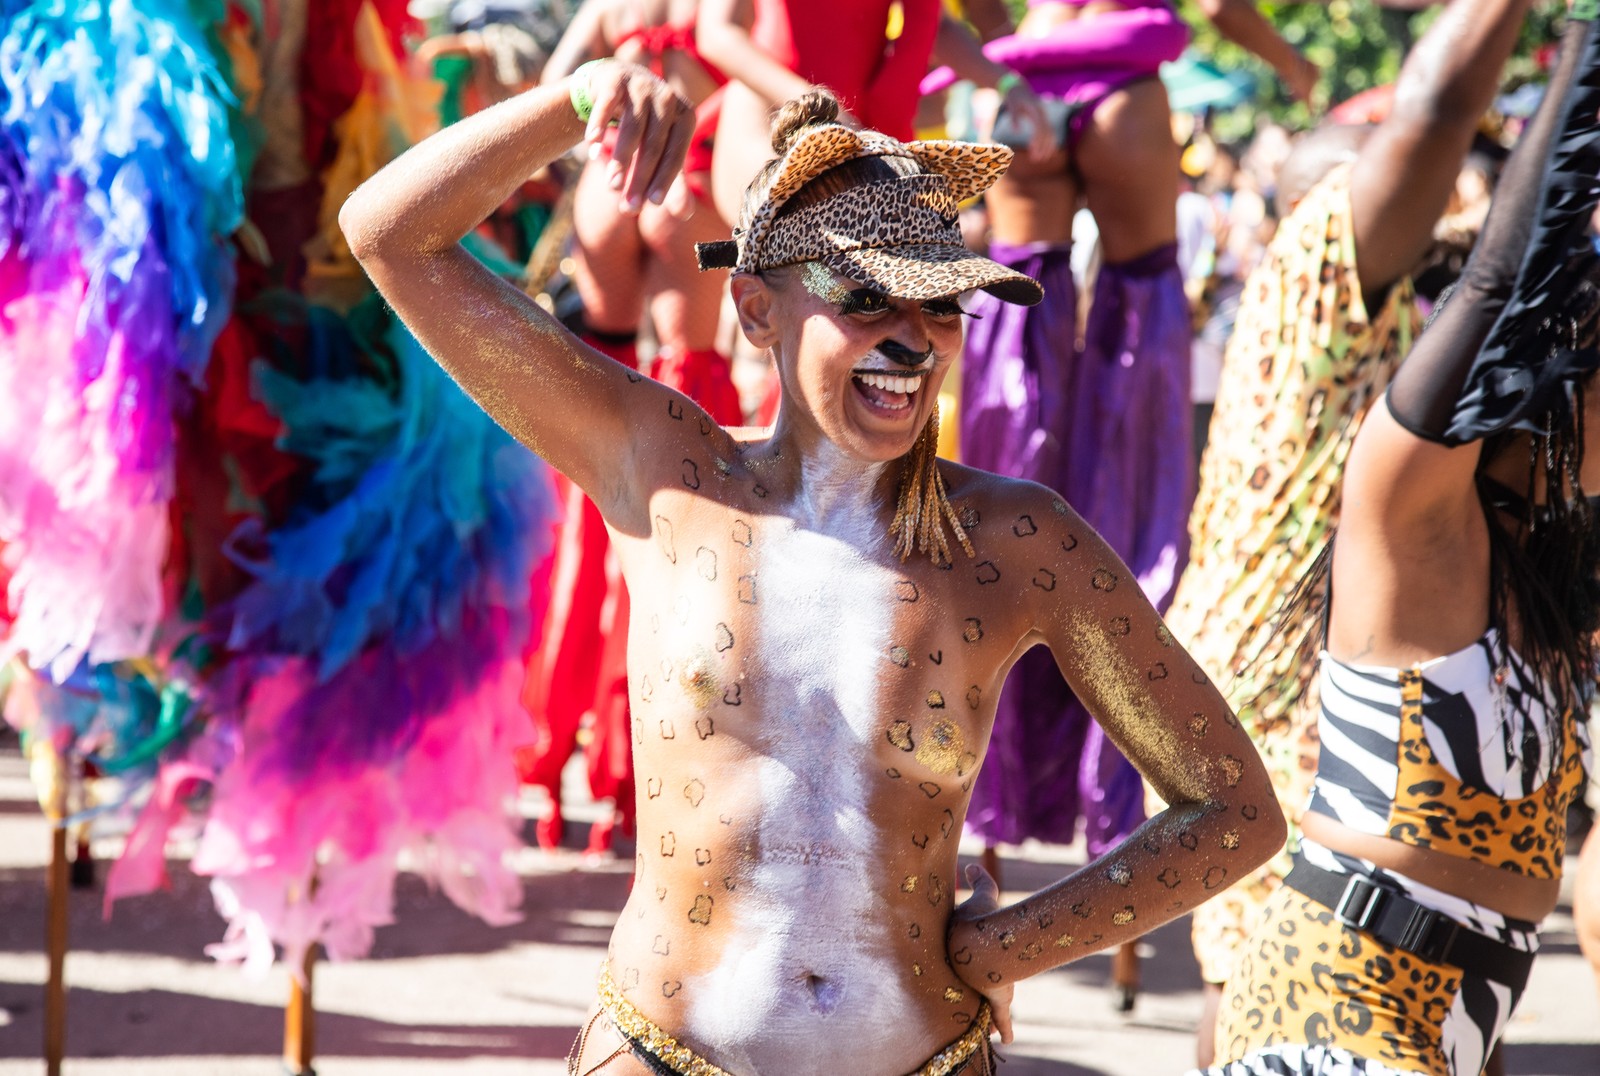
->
<box><xmin>771</xmin><ymin>89</ymin><xmax>841</xmax><ymax>154</ymax></box>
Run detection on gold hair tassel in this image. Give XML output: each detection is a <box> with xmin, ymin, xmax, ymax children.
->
<box><xmin>891</xmin><ymin>407</ymin><xmax>975</xmax><ymax>566</ymax></box>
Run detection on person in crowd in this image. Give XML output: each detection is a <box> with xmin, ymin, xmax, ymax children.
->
<box><xmin>1163</xmin><ymin>0</ymin><xmax>1536</xmax><ymax>1061</ymax></box>
<box><xmin>518</xmin><ymin>0</ymin><xmax>746</xmax><ymax>856</ymax></box>
<box><xmin>339</xmin><ymin>59</ymin><xmax>1285</xmax><ymax>1073</ymax></box>
<box><xmin>939</xmin><ymin>0</ymin><xmax>1313</xmax><ymax>1010</ymax></box>
<box><xmin>542</xmin><ymin>0</ymin><xmax>742</xmax><ymax>420</ymax></box>
<box><xmin>696</xmin><ymin>0</ymin><xmax>1055</xmax><ymax>230</ymax></box>
<box><xmin>1208</xmin><ymin>14</ymin><xmax>1599</xmax><ymax>1072</ymax></box>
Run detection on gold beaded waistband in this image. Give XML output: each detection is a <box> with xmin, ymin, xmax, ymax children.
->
<box><xmin>596</xmin><ymin>966</ymin><xmax>993</xmax><ymax>1076</ymax></box>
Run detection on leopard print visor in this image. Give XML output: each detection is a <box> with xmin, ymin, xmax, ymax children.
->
<box><xmin>697</xmin><ymin>123</ymin><xmax>1043</xmax><ymax>306</ymax></box>
<box><xmin>771</xmin><ymin>175</ymin><xmax>1042</xmax><ymax>305</ymax></box>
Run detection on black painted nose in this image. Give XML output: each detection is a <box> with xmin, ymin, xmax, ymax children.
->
<box><xmin>878</xmin><ymin>339</ymin><xmax>932</xmax><ymax>368</ymax></box>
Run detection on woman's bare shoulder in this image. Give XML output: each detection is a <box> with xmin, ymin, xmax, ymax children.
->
<box><xmin>936</xmin><ymin>464</ymin><xmax>1119</xmax><ymax>593</ymax></box>
<box><xmin>940</xmin><ymin>464</ymin><xmax>1089</xmax><ymax>538</ymax></box>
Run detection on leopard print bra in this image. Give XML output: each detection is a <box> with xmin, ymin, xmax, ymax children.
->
<box><xmin>1306</xmin><ymin>629</ymin><xmax>1591</xmax><ymax>879</ymax></box>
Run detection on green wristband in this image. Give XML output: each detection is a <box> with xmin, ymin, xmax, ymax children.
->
<box><xmin>570</xmin><ymin>59</ymin><xmax>608</xmax><ymax>124</ymax></box>
<box><xmin>1574</xmin><ymin>0</ymin><xmax>1599</xmax><ymax>22</ymax></box>
<box><xmin>996</xmin><ymin>69</ymin><xmax>1023</xmax><ymax>97</ymax></box>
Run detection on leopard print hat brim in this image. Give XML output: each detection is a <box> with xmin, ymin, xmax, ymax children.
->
<box><xmin>696</xmin><ymin>122</ymin><xmax>1043</xmax><ymax>306</ymax></box>
<box><xmin>819</xmin><ymin>243</ymin><xmax>1043</xmax><ymax>306</ymax></box>
<box><xmin>758</xmin><ymin>173</ymin><xmax>1043</xmax><ymax>305</ymax></box>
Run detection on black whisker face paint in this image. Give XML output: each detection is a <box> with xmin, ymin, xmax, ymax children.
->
<box><xmin>877</xmin><ymin>338</ymin><xmax>933</xmax><ymax>367</ymax></box>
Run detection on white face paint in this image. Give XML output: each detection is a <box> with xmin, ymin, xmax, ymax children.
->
<box><xmin>680</xmin><ymin>494</ymin><xmax>920</xmax><ymax>1073</ymax></box>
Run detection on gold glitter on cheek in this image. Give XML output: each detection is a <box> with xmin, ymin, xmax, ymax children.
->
<box><xmin>914</xmin><ymin>719</ymin><xmax>965</xmax><ymax>774</ymax></box>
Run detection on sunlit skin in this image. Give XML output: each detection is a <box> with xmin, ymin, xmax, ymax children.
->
<box><xmin>339</xmin><ymin>64</ymin><xmax>1285</xmax><ymax>1074</ymax></box>
<box><xmin>1317</xmin><ymin>371</ymin><xmax>1600</xmax><ymax>925</ymax></box>
<box><xmin>539</xmin><ymin>0</ymin><xmax>729</xmax><ymax>354</ymax></box>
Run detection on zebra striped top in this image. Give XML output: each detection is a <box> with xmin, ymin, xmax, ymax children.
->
<box><xmin>1305</xmin><ymin>629</ymin><xmax>1591</xmax><ymax>877</ymax></box>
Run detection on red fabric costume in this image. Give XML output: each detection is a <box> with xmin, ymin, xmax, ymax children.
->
<box><xmin>751</xmin><ymin>0</ymin><xmax>943</xmax><ymax>141</ymax></box>
<box><xmin>613</xmin><ymin>21</ymin><xmax>727</xmax><ymax>197</ymax></box>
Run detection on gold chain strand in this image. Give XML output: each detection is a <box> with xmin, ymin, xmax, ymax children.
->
<box><xmin>892</xmin><ymin>408</ymin><xmax>974</xmax><ymax>566</ymax></box>
<box><xmin>596</xmin><ymin>967</ymin><xmax>991</xmax><ymax>1076</ymax></box>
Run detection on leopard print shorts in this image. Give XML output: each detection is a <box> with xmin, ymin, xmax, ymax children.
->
<box><xmin>1205</xmin><ymin>868</ymin><xmax>1533</xmax><ymax>1076</ymax></box>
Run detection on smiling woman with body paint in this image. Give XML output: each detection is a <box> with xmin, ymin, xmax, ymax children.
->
<box><xmin>339</xmin><ymin>63</ymin><xmax>1285</xmax><ymax>1076</ymax></box>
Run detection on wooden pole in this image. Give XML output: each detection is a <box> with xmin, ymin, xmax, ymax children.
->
<box><xmin>282</xmin><ymin>944</ymin><xmax>318</xmax><ymax>1075</ymax></box>
<box><xmin>71</xmin><ymin>821</ymin><xmax>95</xmax><ymax>889</ymax></box>
<box><xmin>42</xmin><ymin>749</ymin><xmax>69</xmax><ymax>1076</ymax></box>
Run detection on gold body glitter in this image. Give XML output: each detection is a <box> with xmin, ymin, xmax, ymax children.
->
<box><xmin>1062</xmin><ymin>610</ymin><xmax>1213</xmax><ymax>806</ymax></box>
<box><xmin>678</xmin><ymin>649</ymin><xmax>717</xmax><ymax>709</ymax></box>
<box><xmin>915</xmin><ymin>719</ymin><xmax>965</xmax><ymax>774</ymax></box>
<box><xmin>798</xmin><ymin>261</ymin><xmax>851</xmax><ymax>304</ymax></box>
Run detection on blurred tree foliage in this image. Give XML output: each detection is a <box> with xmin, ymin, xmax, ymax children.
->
<box><xmin>999</xmin><ymin>0</ymin><xmax>1567</xmax><ymax>139</ymax></box>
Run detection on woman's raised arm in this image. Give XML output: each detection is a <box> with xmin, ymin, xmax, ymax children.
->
<box><xmin>1343</xmin><ymin>15</ymin><xmax>1592</xmax><ymax>538</ymax></box>
<box><xmin>339</xmin><ymin>63</ymin><xmax>696</xmax><ymax>519</ymax></box>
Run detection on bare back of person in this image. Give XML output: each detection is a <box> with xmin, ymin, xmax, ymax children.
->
<box><xmin>542</xmin><ymin>0</ymin><xmax>729</xmax><ymax>352</ymax></box>
<box><xmin>987</xmin><ymin>1</ymin><xmax>1178</xmax><ymax>259</ymax></box>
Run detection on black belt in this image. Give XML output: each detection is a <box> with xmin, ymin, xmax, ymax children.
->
<box><xmin>1284</xmin><ymin>856</ymin><xmax>1536</xmax><ymax>992</ymax></box>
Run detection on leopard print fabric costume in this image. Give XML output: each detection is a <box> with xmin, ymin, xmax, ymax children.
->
<box><xmin>1386</xmin><ymin>664</ymin><xmax>1588</xmax><ymax>878</ymax></box>
<box><xmin>734</xmin><ymin>125</ymin><xmax>1014</xmax><ymax>272</ymax></box>
<box><xmin>1162</xmin><ymin>162</ymin><xmax>1420</xmax><ymax>986</ymax></box>
<box><xmin>695</xmin><ymin>123</ymin><xmax>1040</xmax><ymax>304</ymax></box>
<box><xmin>1204</xmin><ymin>841</ymin><xmax>1542</xmax><ymax>1076</ymax></box>
<box><xmin>1308</xmin><ymin>629</ymin><xmax>1592</xmax><ymax>879</ymax></box>
<box><xmin>1204</xmin><ymin>622</ymin><xmax>1592</xmax><ymax>1076</ymax></box>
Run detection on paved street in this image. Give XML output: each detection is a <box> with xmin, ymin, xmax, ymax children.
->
<box><xmin>1</xmin><ymin>739</ymin><xmax>1596</xmax><ymax>1075</ymax></box>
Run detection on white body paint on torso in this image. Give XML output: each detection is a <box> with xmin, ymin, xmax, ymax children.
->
<box><xmin>681</xmin><ymin>458</ymin><xmax>921</xmax><ymax>1074</ymax></box>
